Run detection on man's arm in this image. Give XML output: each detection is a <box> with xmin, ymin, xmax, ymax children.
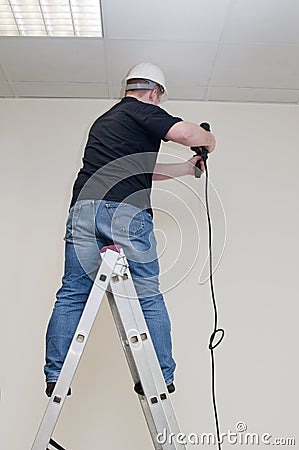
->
<box><xmin>153</xmin><ymin>155</ymin><xmax>204</xmax><ymax>181</ymax></box>
<box><xmin>165</xmin><ymin>121</ymin><xmax>216</xmax><ymax>153</ymax></box>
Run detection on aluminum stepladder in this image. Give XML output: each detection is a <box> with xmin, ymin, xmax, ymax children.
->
<box><xmin>32</xmin><ymin>245</ymin><xmax>186</xmax><ymax>450</ymax></box>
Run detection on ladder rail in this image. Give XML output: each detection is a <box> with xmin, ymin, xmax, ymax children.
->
<box><xmin>32</xmin><ymin>250</ymin><xmax>119</xmax><ymax>450</ymax></box>
<box><xmin>106</xmin><ymin>254</ymin><xmax>186</xmax><ymax>449</ymax></box>
<box><xmin>106</xmin><ymin>290</ymin><xmax>163</xmax><ymax>450</ymax></box>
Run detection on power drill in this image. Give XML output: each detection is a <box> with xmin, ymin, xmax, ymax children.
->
<box><xmin>191</xmin><ymin>122</ymin><xmax>211</xmax><ymax>178</ymax></box>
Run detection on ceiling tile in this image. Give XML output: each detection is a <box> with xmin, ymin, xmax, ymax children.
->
<box><xmin>13</xmin><ymin>82</ymin><xmax>109</xmax><ymax>98</ymax></box>
<box><xmin>102</xmin><ymin>0</ymin><xmax>231</xmax><ymax>41</ymax></box>
<box><xmin>106</xmin><ymin>40</ymin><xmax>218</xmax><ymax>92</ymax></box>
<box><xmin>0</xmin><ymin>37</ymin><xmax>107</xmax><ymax>82</ymax></box>
<box><xmin>0</xmin><ymin>82</ymin><xmax>13</xmax><ymax>97</ymax></box>
<box><xmin>206</xmin><ymin>86</ymin><xmax>299</xmax><ymax>103</ymax></box>
<box><xmin>167</xmin><ymin>85</ymin><xmax>207</xmax><ymax>101</ymax></box>
<box><xmin>222</xmin><ymin>0</ymin><xmax>299</xmax><ymax>44</ymax></box>
<box><xmin>210</xmin><ymin>43</ymin><xmax>299</xmax><ymax>89</ymax></box>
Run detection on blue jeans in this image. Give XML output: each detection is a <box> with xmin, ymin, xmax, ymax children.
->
<box><xmin>44</xmin><ymin>199</ymin><xmax>176</xmax><ymax>385</ymax></box>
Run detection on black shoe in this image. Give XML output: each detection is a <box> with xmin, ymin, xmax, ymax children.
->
<box><xmin>134</xmin><ymin>381</ymin><xmax>175</xmax><ymax>396</ymax></box>
<box><xmin>46</xmin><ymin>382</ymin><xmax>72</xmax><ymax>398</ymax></box>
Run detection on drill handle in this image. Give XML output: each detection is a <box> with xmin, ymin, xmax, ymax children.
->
<box><xmin>192</xmin><ymin>122</ymin><xmax>211</xmax><ymax>178</ymax></box>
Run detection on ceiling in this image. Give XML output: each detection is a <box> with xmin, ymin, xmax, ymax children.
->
<box><xmin>1</xmin><ymin>0</ymin><xmax>299</xmax><ymax>104</ymax></box>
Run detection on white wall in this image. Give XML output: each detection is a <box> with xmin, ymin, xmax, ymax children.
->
<box><xmin>1</xmin><ymin>98</ymin><xmax>298</xmax><ymax>449</ymax></box>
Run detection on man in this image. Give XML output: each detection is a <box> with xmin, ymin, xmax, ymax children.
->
<box><xmin>44</xmin><ymin>62</ymin><xmax>216</xmax><ymax>397</ymax></box>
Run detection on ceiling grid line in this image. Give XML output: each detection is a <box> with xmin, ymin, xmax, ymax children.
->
<box><xmin>204</xmin><ymin>0</ymin><xmax>237</xmax><ymax>100</ymax></box>
<box><xmin>37</xmin><ymin>0</ymin><xmax>48</xmax><ymax>36</ymax></box>
<box><xmin>100</xmin><ymin>0</ymin><xmax>111</xmax><ymax>99</ymax></box>
<box><xmin>10</xmin><ymin>3</ymin><xmax>22</xmax><ymax>35</ymax></box>
<box><xmin>0</xmin><ymin>62</ymin><xmax>18</xmax><ymax>97</ymax></box>
<box><xmin>67</xmin><ymin>0</ymin><xmax>76</xmax><ymax>37</ymax></box>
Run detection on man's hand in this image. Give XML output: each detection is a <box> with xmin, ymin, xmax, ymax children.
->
<box><xmin>201</xmin><ymin>128</ymin><xmax>216</xmax><ymax>154</ymax></box>
<box><xmin>153</xmin><ymin>156</ymin><xmax>205</xmax><ymax>181</ymax></box>
<box><xmin>186</xmin><ymin>155</ymin><xmax>205</xmax><ymax>175</ymax></box>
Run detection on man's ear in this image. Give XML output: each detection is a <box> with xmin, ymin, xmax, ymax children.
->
<box><xmin>148</xmin><ymin>88</ymin><xmax>157</xmax><ymax>102</ymax></box>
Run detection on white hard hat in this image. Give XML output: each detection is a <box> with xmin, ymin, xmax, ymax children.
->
<box><xmin>125</xmin><ymin>62</ymin><xmax>168</xmax><ymax>96</ymax></box>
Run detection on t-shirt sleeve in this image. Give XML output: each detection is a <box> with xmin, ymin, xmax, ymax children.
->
<box><xmin>134</xmin><ymin>103</ymin><xmax>183</xmax><ymax>141</ymax></box>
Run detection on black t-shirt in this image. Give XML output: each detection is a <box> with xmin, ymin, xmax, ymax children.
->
<box><xmin>70</xmin><ymin>96</ymin><xmax>182</xmax><ymax>210</ymax></box>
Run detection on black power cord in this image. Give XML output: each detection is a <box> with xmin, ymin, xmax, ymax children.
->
<box><xmin>192</xmin><ymin>123</ymin><xmax>225</xmax><ymax>450</ymax></box>
<box><xmin>48</xmin><ymin>438</ymin><xmax>66</xmax><ymax>450</ymax></box>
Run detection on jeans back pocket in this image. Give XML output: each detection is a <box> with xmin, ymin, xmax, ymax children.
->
<box><xmin>105</xmin><ymin>203</ymin><xmax>145</xmax><ymax>236</ymax></box>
